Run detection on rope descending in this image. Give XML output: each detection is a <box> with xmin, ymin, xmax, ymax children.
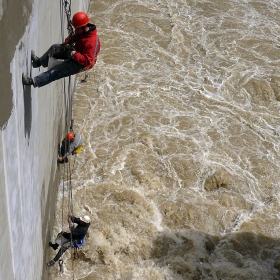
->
<box><xmin>62</xmin><ymin>0</ymin><xmax>74</xmax><ymax>43</ymax></box>
<box><xmin>58</xmin><ymin>1</ymin><xmax>76</xmax><ymax>275</ymax></box>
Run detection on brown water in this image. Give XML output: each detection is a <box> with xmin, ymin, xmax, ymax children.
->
<box><xmin>49</xmin><ymin>0</ymin><xmax>280</xmax><ymax>279</ymax></box>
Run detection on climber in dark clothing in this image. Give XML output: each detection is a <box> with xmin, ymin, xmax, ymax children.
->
<box><xmin>47</xmin><ymin>214</ymin><xmax>91</xmax><ymax>267</ymax></box>
<box><xmin>22</xmin><ymin>12</ymin><xmax>100</xmax><ymax>88</ymax></box>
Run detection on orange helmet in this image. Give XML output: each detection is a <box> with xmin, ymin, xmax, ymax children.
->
<box><xmin>72</xmin><ymin>12</ymin><xmax>90</xmax><ymax>28</ymax></box>
<box><xmin>66</xmin><ymin>132</ymin><xmax>74</xmax><ymax>141</ymax></box>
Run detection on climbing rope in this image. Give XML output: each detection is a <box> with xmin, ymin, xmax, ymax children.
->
<box><xmin>57</xmin><ymin>1</ymin><xmax>76</xmax><ymax>275</ymax></box>
<box><xmin>56</xmin><ymin>1</ymin><xmax>89</xmax><ymax>277</ymax></box>
<box><xmin>62</xmin><ymin>0</ymin><xmax>74</xmax><ymax>43</ymax></box>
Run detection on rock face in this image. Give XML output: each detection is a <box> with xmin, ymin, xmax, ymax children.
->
<box><xmin>204</xmin><ymin>169</ymin><xmax>230</xmax><ymax>191</ymax></box>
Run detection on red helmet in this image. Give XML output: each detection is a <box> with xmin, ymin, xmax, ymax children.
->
<box><xmin>72</xmin><ymin>12</ymin><xmax>90</xmax><ymax>28</ymax></box>
<box><xmin>66</xmin><ymin>132</ymin><xmax>75</xmax><ymax>141</ymax></box>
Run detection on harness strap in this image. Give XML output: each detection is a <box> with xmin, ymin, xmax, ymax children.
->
<box><xmin>75</xmin><ymin>134</ymin><xmax>83</xmax><ymax>146</ymax></box>
<box><xmin>94</xmin><ymin>38</ymin><xmax>100</xmax><ymax>57</ymax></box>
<box><xmin>73</xmin><ymin>247</ymin><xmax>78</xmax><ymax>259</ymax></box>
<box><xmin>82</xmin><ymin>37</ymin><xmax>100</xmax><ymax>71</ymax></box>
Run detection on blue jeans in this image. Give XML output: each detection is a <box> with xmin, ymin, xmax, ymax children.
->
<box><xmin>33</xmin><ymin>44</ymin><xmax>83</xmax><ymax>88</ymax></box>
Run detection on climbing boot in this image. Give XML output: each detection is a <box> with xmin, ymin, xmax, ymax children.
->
<box><xmin>47</xmin><ymin>260</ymin><xmax>55</xmax><ymax>267</ymax></box>
<box><xmin>31</xmin><ymin>50</ymin><xmax>41</xmax><ymax>68</ymax></box>
<box><xmin>22</xmin><ymin>73</ymin><xmax>37</xmax><ymax>87</ymax></box>
<box><xmin>49</xmin><ymin>242</ymin><xmax>59</xmax><ymax>250</ymax></box>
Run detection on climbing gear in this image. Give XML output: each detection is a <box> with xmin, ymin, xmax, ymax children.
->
<box><xmin>69</xmin><ymin>119</ymin><xmax>74</xmax><ymax>131</ymax></box>
<box><xmin>49</xmin><ymin>242</ymin><xmax>59</xmax><ymax>250</ymax></box>
<box><xmin>73</xmin><ymin>145</ymin><xmax>83</xmax><ymax>154</ymax></box>
<box><xmin>59</xmin><ymin>259</ymin><xmax>64</xmax><ymax>273</ymax></box>
<box><xmin>66</xmin><ymin>132</ymin><xmax>74</xmax><ymax>141</ymax></box>
<box><xmin>72</xmin><ymin>236</ymin><xmax>86</xmax><ymax>259</ymax></box>
<box><xmin>74</xmin><ymin>236</ymin><xmax>86</xmax><ymax>248</ymax></box>
<box><xmin>61</xmin><ymin>0</ymin><xmax>74</xmax><ymax>42</ymax></box>
<box><xmin>81</xmin><ymin>71</ymin><xmax>88</xmax><ymax>83</ymax></box>
<box><xmin>80</xmin><ymin>215</ymin><xmax>91</xmax><ymax>223</ymax></box>
<box><xmin>72</xmin><ymin>12</ymin><xmax>89</xmax><ymax>29</ymax></box>
<box><xmin>71</xmin><ymin>236</ymin><xmax>85</xmax><ymax>249</ymax></box>
<box><xmin>58</xmin><ymin>3</ymin><xmax>87</xmax><ymax>276</ymax></box>
<box><xmin>47</xmin><ymin>260</ymin><xmax>55</xmax><ymax>267</ymax></box>
<box><xmin>22</xmin><ymin>73</ymin><xmax>36</xmax><ymax>87</ymax></box>
<box><xmin>82</xmin><ymin>57</ymin><xmax>97</xmax><ymax>71</ymax></box>
<box><xmin>31</xmin><ymin>50</ymin><xmax>41</xmax><ymax>68</ymax></box>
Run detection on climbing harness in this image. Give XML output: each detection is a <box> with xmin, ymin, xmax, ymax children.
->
<box><xmin>72</xmin><ymin>236</ymin><xmax>86</xmax><ymax>259</ymax></box>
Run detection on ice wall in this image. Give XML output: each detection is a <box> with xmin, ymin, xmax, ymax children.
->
<box><xmin>0</xmin><ymin>0</ymin><xmax>89</xmax><ymax>279</ymax></box>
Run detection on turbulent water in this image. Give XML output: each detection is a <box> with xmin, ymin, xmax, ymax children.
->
<box><xmin>49</xmin><ymin>0</ymin><xmax>280</xmax><ymax>279</ymax></box>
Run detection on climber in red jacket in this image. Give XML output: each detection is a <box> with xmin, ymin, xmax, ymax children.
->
<box><xmin>22</xmin><ymin>12</ymin><xmax>101</xmax><ymax>87</ymax></box>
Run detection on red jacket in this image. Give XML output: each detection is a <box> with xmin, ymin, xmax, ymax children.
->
<box><xmin>65</xmin><ymin>24</ymin><xmax>100</xmax><ymax>70</ymax></box>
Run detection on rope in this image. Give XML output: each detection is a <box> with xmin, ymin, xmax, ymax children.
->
<box><xmin>57</xmin><ymin>1</ymin><xmax>75</xmax><ymax>275</ymax></box>
<box><xmin>62</xmin><ymin>0</ymin><xmax>74</xmax><ymax>43</ymax></box>
<box><xmin>57</xmin><ymin>1</ymin><xmax>87</xmax><ymax>277</ymax></box>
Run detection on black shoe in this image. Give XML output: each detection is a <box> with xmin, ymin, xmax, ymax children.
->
<box><xmin>31</xmin><ymin>50</ymin><xmax>41</xmax><ymax>68</ymax></box>
<box><xmin>49</xmin><ymin>242</ymin><xmax>59</xmax><ymax>250</ymax></box>
<box><xmin>22</xmin><ymin>73</ymin><xmax>36</xmax><ymax>87</ymax></box>
<box><xmin>47</xmin><ymin>260</ymin><xmax>55</xmax><ymax>267</ymax></box>
<box><xmin>57</xmin><ymin>157</ymin><xmax>68</xmax><ymax>164</ymax></box>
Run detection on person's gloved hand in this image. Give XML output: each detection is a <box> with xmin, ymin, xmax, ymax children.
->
<box><xmin>67</xmin><ymin>50</ymin><xmax>76</xmax><ymax>59</ymax></box>
<box><xmin>50</xmin><ymin>44</ymin><xmax>75</xmax><ymax>59</ymax></box>
<box><xmin>63</xmin><ymin>44</ymin><xmax>75</xmax><ymax>52</ymax></box>
<box><xmin>62</xmin><ymin>44</ymin><xmax>75</xmax><ymax>58</ymax></box>
<box><xmin>49</xmin><ymin>45</ymin><xmax>61</xmax><ymax>57</ymax></box>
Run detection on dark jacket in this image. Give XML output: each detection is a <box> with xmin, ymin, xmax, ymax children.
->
<box><xmin>70</xmin><ymin>216</ymin><xmax>90</xmax><ymax>241</ymax></box>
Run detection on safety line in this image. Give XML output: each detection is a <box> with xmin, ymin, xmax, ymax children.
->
<box><xmin>57</xmin><ymin>0</ymin><xmax>75</xmax><ymax>276</ymax></box>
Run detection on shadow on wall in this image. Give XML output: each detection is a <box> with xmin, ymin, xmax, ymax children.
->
<box><xmin>0</xmin><ymin>0</ymin><xmax>33</xmax><ymax>129</ymax></box>
<box><xmin>23</xmin><ymin>84</ymin><xmax>32</xmax><ymax>139</ymax></box>
<box><xmin>41</xmin><ymin>121</ymin><xmax>63</xmax><ymax>280</ymax></box>
<box><xmin>151</xmin><ymin>230</ymin><xmax>280</xmax><ymax>280</ymax></box>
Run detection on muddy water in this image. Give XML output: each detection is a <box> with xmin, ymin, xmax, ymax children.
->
<box><xmin>50</xmin><ymin>1</ymin><xmax>280</xmax><ymax>279</ymax></box>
